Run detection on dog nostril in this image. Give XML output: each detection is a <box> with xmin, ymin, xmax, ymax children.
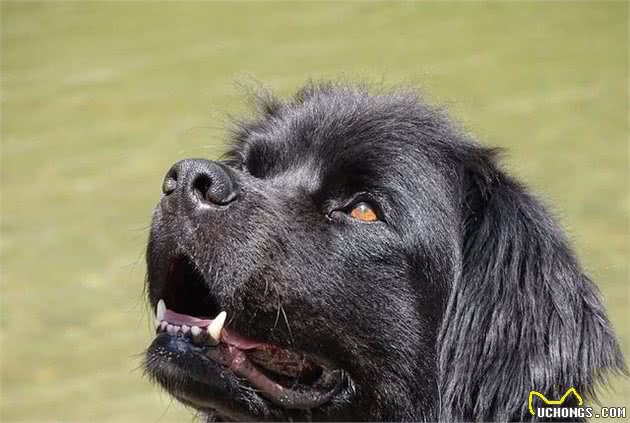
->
<box><xmin>162</xmin><ymin>176</ymin><xmax>177</xmax><ymax>195</ymax></box>
<box><xmin>192</xmin><ymin>174</ymin><xmax>212</xmax><ymax>203</ymax></box>
<box><xmin>191</xmin><ymin>170</ymin><xmax>237</xmax><ymax>205</ymax></box>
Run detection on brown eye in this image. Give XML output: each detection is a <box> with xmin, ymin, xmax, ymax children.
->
<box><xmin>350</xmin><ymin>202</ymin><xmax>379</xmax><ymax>222</ymax></box>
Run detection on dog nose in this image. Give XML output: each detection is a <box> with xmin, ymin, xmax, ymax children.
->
<box><xmin>162</xmin><ymin>159</ymin><xmax>239</xmax><ymax>206</ymax></box>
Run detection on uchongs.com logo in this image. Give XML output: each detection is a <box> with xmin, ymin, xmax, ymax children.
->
<box><xmin>528</xmin><ymin>387</ymin><xmax>626</xmax><ymax>419</ymax></box>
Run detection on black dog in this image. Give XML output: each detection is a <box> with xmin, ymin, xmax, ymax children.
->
<box><xmin>144</xmin><ymin>83</ymin><xmax>625</xmax><ymax>421</ymax></box>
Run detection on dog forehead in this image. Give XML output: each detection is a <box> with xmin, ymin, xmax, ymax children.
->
<box><xmin>263</xmin><ymin>107</ymin><xmax>422</xmax><ymax>166</ymax></box>
<box><xmin>267</xmin><ymin>158</ymin><xmax>325</xmax><ymax>192</ymax></box>
<box><xmin>233</xmin><ymin>88</ymin><xmax>460</xmax><ymax>200</ymax></box>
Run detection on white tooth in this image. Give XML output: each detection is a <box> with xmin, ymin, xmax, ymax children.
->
<box><xmin>167</xmin><ymin>324</ymin><xmax>176</xmax><ymax>335</ymax></box>
<box><xmin>160</xmin><ymin>321</ymin><xmax>168</xmax><ymax>331</ymax></box>
<box><xmin>190</xmin><ymin>326</ymin><xmax>201</xmax><ymax>336</ymax></box>
<box><xmin>208</xmin><ymin>311</ymin><xmax>227</xmax><ymax>342</ymax></box>
<box><xmin>156</xmin><ymin>299</ymin><xmax>166</xmax><ymax>321</ymax></box>
<box><xmin>181</xmin><ymin>325</ymin><xmax>190</xmax><ymax>334</ymax></box>
<box><xmin>205</xmin><ymin>327</ymin><xmax>219</xmax><ymax>345</ymax></box>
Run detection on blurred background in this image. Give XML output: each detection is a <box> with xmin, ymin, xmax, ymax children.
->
<box><xmin>1</xmin><ymin>1</ymin><xmax>627</xmax><ymax>421</ymax></box>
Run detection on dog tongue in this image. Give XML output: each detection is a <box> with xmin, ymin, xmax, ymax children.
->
<box><xmin>164</xmin><ymin>309</ymin><xmax>213</xmax><ymax>327</ymax></box>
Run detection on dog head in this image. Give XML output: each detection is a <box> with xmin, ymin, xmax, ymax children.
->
<box><xmin>144</xmin><ymin>84</ymin><xmax>625</xmax><ymax>421</ymax></box>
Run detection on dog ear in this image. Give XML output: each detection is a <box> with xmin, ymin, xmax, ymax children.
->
<box><xmin>437</xmin><ymin>148</ymin><xmax>626</xmax><ymax>421</ymax></box>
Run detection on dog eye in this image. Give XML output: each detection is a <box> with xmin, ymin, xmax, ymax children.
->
<box><xmin>349</xmin><ymin>202</ymin><xmax>379</xmax><ymax>222</ymax></box>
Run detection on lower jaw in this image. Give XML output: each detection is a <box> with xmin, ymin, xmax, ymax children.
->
<box><xmin>209</xmin><ymin>344</ymin><xmax>346</xmax><ymax>410</ymax></box>
<box><xmin>145</xmin><ymin>333</ymin><xmax>349</xmax><ymax>419</ymax></box>
<box><xmin>146</xmin><ymin>335</ymin><xmax>275</xmax><ymax>420</ymax></box>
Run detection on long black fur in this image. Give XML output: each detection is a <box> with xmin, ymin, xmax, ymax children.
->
<box><xmin>145</xmin><ymin>82</ymin><xmax>626</xmax><ymax>421</ymax></box>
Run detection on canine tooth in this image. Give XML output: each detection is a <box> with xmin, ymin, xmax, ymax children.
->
<box><xmin>182</xmin><ymin>325</ymin><xmax>190</xmax><ymax>334</ymax></box>
<box><xmin>156</xmin><ymin>299</ymin><xmax>166</xmax><ymax>321</ymax></box>
<box><xmin>206</xmin><ymin>327</ymin><xmax>219</xmax><ymax>345</ymax></box>
<box><xmin>160</xmin><ymin>321</ymin><xmax>168</xmax><ymax>331</ymax></box>
<box><xmin>190</xmin><ymin>326</ymin><xmax>201</xmax><ymax>336</ymax></box>
<box><xmin>208</xmin><ymin>311</ymin><xmax>227</xmax><ymax>342</ymax></box>
<box><xmin>167</xmin><ymin>324</ymin><xmax>176</xmax><ymax>335</ymax></box>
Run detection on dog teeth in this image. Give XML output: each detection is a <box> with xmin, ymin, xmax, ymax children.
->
<box><xmin>156</xmin><ymin>299</ymin><xmax>166</xmax><ymax>321</ymax></box>
<box><xmin>154</xmin><ymin>309</ymin><xmax>226</xmax><ymax>347</ymax></box>
<box><xmin>208</xmin><ymin>311</ymin><xmax>227</xmax><ymax>344</ymax></box>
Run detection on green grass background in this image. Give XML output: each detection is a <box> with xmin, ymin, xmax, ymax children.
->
<box><xmin>1</xmin><ymin>1</ymin><xmax>628</xmax><ymax>421</ymax></box>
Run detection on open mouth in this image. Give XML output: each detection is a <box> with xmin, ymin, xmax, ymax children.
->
<box><xmin>147</xmin><ymin>256</ymin><xmax>347</xmax><ymax>412</ymax></box>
